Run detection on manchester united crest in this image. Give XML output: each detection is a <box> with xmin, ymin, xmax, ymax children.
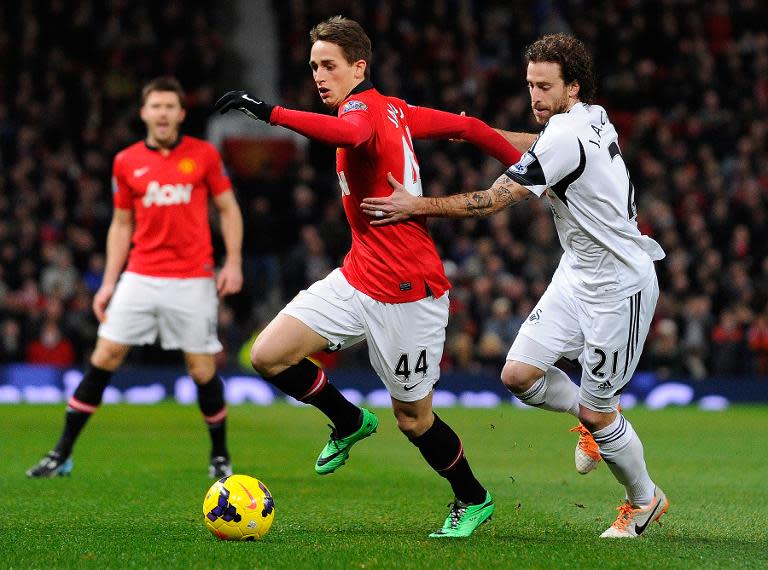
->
<box><xmin>178</xmin><ymin>157</ymin><xmax>197</xmax><ymax>174</ymax></box>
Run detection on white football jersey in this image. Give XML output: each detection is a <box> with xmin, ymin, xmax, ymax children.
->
<box><xmin>506</xmin><ymin>102</ymin><xmax>665</xmax><ymax>301</ymax></box>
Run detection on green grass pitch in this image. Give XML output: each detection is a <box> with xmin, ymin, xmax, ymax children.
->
<box><xmin>3</xmin><ymin>403</ymin><xmax>767</xmax><ymax>569</ymax></box>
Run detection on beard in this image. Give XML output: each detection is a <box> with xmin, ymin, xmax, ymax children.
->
<box><xmin>532</xmin><ymin>92</ymin><xmax>571</xmax><ymax>123</ymax></box>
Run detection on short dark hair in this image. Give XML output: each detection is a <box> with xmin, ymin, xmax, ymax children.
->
<box><xmin>525</xmin><ymin>34</ymin><xmax>596</xmax><ymax>103</ymax></box>
<box><xmin>141</xmin><ymin>76</ymin><xmax>186</xmax><ymax>108</ymax></box>
<box><xmin>309</xmin><ymin>16</ymin><xmax>372</xmax><ymax>79</ymax></box>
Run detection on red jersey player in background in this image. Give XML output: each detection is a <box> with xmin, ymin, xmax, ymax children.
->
<box><xmin>27</xmin><ymin>77</ymin><xmax>244</xmax><ymax>479</ymax></box>
<box><xmin>216</xmin><ymin>16</ymin><xmax>521</xmax><ymax>538</ymax></box>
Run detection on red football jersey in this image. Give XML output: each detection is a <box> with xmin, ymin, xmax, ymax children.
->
<box><xmin>335</xmin><ymin>86</ymin><xmax>451</xmax><ymax>303</ymax></box>
<box><xmin>111</xmin><ymin>136</ymin><xmax>232</xmax><ymax>278</ymax></box>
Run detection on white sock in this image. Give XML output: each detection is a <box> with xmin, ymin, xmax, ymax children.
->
<box><xmin>516</xmin><ymin>366</ymin><xmax>579</xmax><ymax>416</ymax></box>
<box><xmin>592</xmin><ymin>414</ymin><xmax>655</xmax><ymax>506</ymax></box>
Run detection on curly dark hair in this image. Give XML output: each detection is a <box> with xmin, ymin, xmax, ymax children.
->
<box><xmin>525</xmin><ymin>33</ymin><xmax>595</xmax><ymax>103</ymax></box>
<box><xmin>310</xmin><ymin>16</ymin><xmax>372</xmax><ymax>80</ymax></box>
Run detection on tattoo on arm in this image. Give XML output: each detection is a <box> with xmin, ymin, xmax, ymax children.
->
<box><xmin>460</xmin><ymin>174</ymin><xmax>525</xmax><ymax>217</ymax></box>
<box><xmin>464</xmin><ymin>192</ymin><xmax>493</xmax><ymax>214</ymax></box>
<box><xmin>423</xmin><ymin>174</ymin><xmax>530</xmax><ymax>218</ymax></box>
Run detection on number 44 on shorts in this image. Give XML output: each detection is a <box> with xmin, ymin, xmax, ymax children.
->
<box><xmin>395</xmin><ymin>348</ymin><xmax>428</xmax><ymax>391</ymax></box>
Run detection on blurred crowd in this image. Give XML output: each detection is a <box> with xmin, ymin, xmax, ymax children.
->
<box><xmin>269</xmin><ymin>0</ymin><xmax>768</xmax><ymax>379</ymax></box>
<box><xmin>2</xmin><ymin>1</ymin><xmax>767</xmax><ymax>380</ymax></box>
<box><xmin>0</xmin><ymin>1</ymin><xmax>233</xmax><ymax>367</ymax></box>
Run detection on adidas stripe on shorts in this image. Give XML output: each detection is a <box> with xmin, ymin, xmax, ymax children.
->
<box><xmin>507</xmin><ymin>269</ymin><xmax>659</xmax><ymax>412</ymax></box>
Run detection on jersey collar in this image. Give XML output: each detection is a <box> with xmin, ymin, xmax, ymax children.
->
<box><xmin>144</xmin><ymin>135</ymin><xmax>184</xmax><ymax>152</ymax></box>
<box><xmin>567</xmin><ymin>102</ymin><xmax>588</xmax><ymax>114</ymax></box>
<box><xmin>347</xmin><ymin>80</ymin><xmax>374</xmax><ymax>97</ymax></box>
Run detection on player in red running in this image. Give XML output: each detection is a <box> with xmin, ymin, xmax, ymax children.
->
<box><xmin>215</xmin><ymin>16</ymin><xmax>521</xmax><ymax>538</ymax></box>
<box><xmin>27</xmin><ymin>77</ymin><xmax>244</xmax><ymax>480</ymax></box>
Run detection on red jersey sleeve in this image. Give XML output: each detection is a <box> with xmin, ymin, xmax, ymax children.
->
<box><xmin>204</xmin><ymin>143</ymin><xmax>232</xmax><ymax>196</ymax></box>
<box><xmin>270</xmin><ymin>106</ymin><xmax>373</xmax><ymax>147</ymax></box>
<box><xmin>405</xmin><ymin>106</ymin><xmax>522</xmax><ymax>166</ymax></box>
<box><xmin>111</xmin><ymin>151</ymin><xmax>133</xmax><ymax>210</ymax></box>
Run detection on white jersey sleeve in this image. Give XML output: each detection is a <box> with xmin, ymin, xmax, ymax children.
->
<box><xmin>505</xmin><ymin>118</ymin><xmax>585</xmax><ymax>198</ymax></box>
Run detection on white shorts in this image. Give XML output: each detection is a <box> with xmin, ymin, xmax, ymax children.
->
<box><xmin>98</xmin><ymin>272</ymin><xmax>222</xmax><ymax>354</ymax></box>
<box><xmin>280</xmin><ymin>268</ymin><xmax>449</xmax><ymax>402</ymax></box>
<box><xmin>507</xmin><ymin>272</ymin><xmax>659</xmax><ymax>412</ymax></box>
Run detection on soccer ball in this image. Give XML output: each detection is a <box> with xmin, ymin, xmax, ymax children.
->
<box><xmin>203</xmin><ymin>474</ymin><xmax>276</xmax><ymax>540</ymax></box>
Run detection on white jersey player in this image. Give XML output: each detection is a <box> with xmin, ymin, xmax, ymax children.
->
<box><xmin>362</xmin><ymin>33</ymin><xmax>669</xmax><ymax>539</ymax></box>
<box><xmin>511</xmin><ymin>101</ymin><xmax>665</xmax><ymax>302</ymax></box>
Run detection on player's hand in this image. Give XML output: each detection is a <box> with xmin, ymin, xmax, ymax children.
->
<box><xmin>360</xmin><ymin>173</ymin><xmax>420</xmax><ymax>226</ymax></box>
<box><xmin>216</xmin><ymin>261</ymin><xmax>243</xmax><ymax>297</ymax></box>
<box><xmin>92</xmin><ymin>283</ymin><xmax>115</xmax><ymax>323</ymax></box>
<box><xmin>214</xmin><ymin>90</ymin><xmax>274</xmax><ymax>122</ymax></box>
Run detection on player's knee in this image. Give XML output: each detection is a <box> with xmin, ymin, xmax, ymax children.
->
<box><xmin>250</xmin><ymin>343</ymin><xmax>291</xmax><ymax>378</ymax></box>
<box><xmin>250</xmin><ymin>351</ymin><xmax>276</xmax><ymax>377</ymax></box>
<box><xmin>188</xmin><ymin>363</ymin><xmax>215</xmax><ymax>384</ymax></box>
<box><xmin>90</xmin><ymin>342</ymin><xmax>127</xmax><ymax>371</ymax></box>
<box><xmin>396</xmin><ymin>417</ymin><xmax>426</xmax><ymax>439</ymax></box>
<box><xmin>500</xmin><ymin>360</ymin><xmax>542</xmax><ymax>394</ymax></box>
<box><xmin>393</xmin><ymin>410</ymin><xmax>431</xmax><ymax>439</ymax></box>
<box><xmin>250</xmin><ymin>340</ymin><xmax>270</xmax><ymax>375</ymax></box>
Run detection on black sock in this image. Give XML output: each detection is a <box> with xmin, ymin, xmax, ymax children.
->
<box><xmin>409</xmin><ymin>413</ymin><xmax>487</xmax><ymax>505</ymax></box>
<box><xmin>54</xmin><ymin>366</ymin><xmax>113</xmax><ymax>457</ymax></box>
<box><xmin>207</xmin><ymin>422</ymin><xmax>228</xmax><ymax>459</ymax></box>
<box><xmin>267</xmin><ymin>359</ymin><xmax>361</xmax><ymax>437</ymax></box>
<box><xmin>197</xmin><ymin>375</ymin><xmax>229</xmax><ymax>458</ymax></box>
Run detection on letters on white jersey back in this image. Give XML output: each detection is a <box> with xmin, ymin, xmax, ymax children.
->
<box><xmin>504</xmin><ymin>103</ymin><xmax>664</xmax><ymax>300</ymax></box>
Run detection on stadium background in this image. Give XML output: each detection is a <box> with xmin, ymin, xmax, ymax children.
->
<box><xmin>1</xmin><ymin>0</ymin><xmax>767</xmax><ymax>406</ymax></box>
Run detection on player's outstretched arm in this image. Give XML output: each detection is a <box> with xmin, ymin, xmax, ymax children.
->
<box><xmin>407</xmin><ymin>107</ymin><xmax>522</xmax><ymax>166</ymax></box>
<box><xmin>215</xmin><ymin>89</ymin><xmax>372</xmax><ymax>147</ymax></box>
<box><xmin>361</xmin><ymin>173</ymin><xmax>533</xmax><ymax>225</ymax></box>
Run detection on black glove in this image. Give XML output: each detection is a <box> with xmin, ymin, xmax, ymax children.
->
<box><xmin>214</xmin><ymin>90</ymin><xmax>275</xmax><ymax>122</ymax></box>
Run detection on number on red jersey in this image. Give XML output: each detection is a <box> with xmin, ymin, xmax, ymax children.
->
<box><xmin>401</xmin><ymin>126</ymin><xmax>422</xmax><ymax>197</ymax></box>
<box><xmin>338</xmin><ymin>170</ymin><xmax>350</xmax><ymax>196</ymax></box>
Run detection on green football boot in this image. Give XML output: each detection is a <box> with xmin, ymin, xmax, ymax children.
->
<box><xmin>429</xmin><ymin>492</ymin><xmax>495</xmax><ymax>538</ymax></box>
<box><xmin>315</xmin><ymin>408</ymin><xmax>379</xmax><ymax>475</ymax></box>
